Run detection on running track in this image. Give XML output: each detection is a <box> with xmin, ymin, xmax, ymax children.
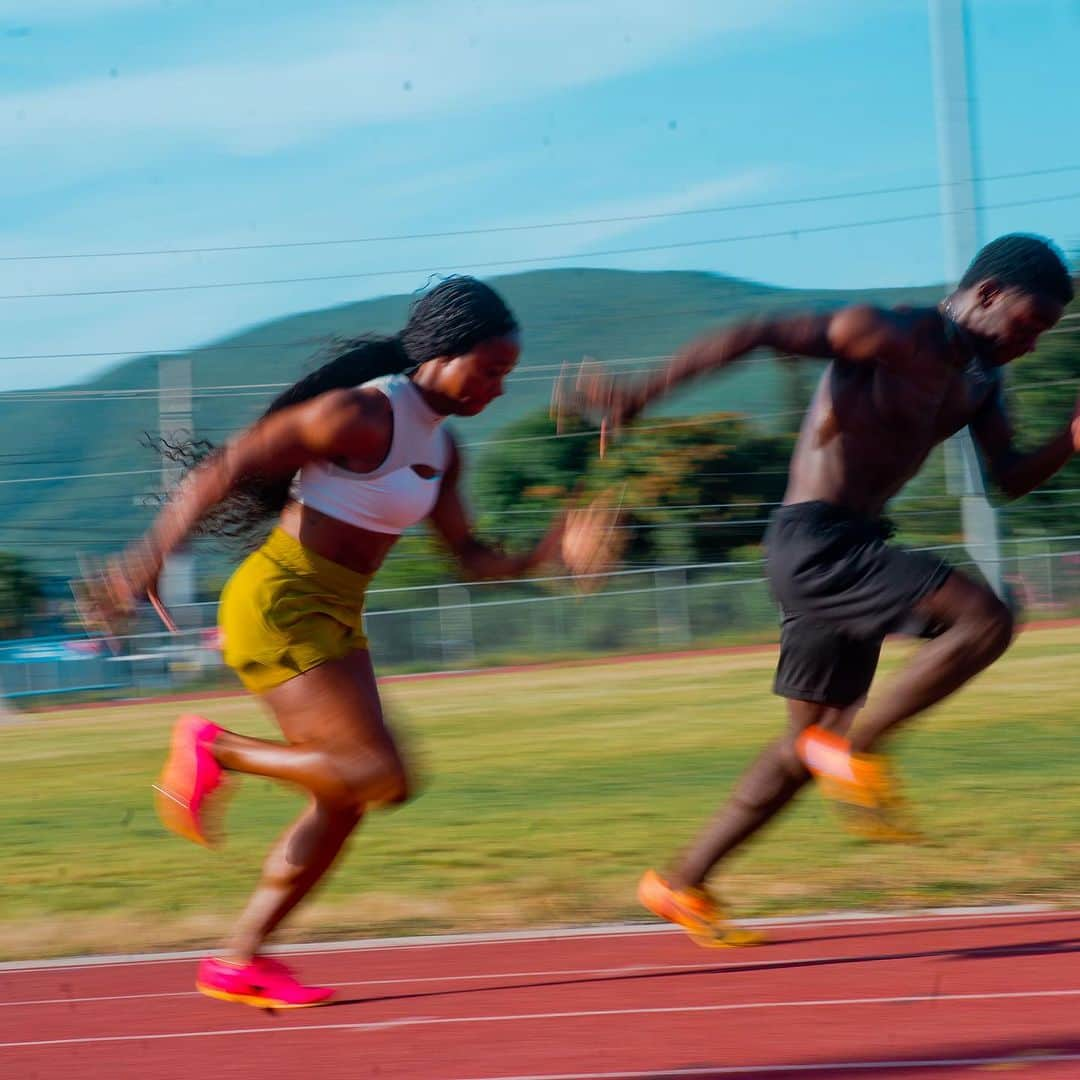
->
<box><xmin>3</xmin><ymin>908</ymin><xmax>1080</xmax><ymax>1078</ymax></box>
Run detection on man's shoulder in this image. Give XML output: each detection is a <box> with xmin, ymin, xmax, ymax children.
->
<box><xmin>880</xmin><ymin>304</ymin><xmax>942</xmax><ymax>331</ymax></box>
<box><xmin>832</xmin><ymin>303</ymin><xmax>937</xmax><ymax>334</ymax></box>
<box><xmin>826</xmin><ymin>304</ymin><xmax>938</xmax><ymax>364</ymax></box>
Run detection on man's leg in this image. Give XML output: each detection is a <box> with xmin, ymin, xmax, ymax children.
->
<box><xmin>796</xmin><ymin>570</ymin><xmax>1014</xmax><ymax>838</ymax></box>
<box><xmin>668</xmin><ymin>699</ymin><xmax>857</xmax><ymax>890</ymax></box>
<box><xmin>639</xmin><ymin>697</ymin><xmax>860</xmax><ymax>948</ymax></box>
<box><xmin>849</xmin><ymin>570</ymin><xmax>1014</xmax><ymax>754</ymax></box>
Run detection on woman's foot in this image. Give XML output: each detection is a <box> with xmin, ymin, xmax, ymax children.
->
<box><xmin>154</xmin><ymin>714</ymin><xmax>229</xmax><ymax>847</ymax></box>
<box><xmin>196</xmin><ymin>955</ymin><xmax>335</xmax><ymax>1009</ymax></box>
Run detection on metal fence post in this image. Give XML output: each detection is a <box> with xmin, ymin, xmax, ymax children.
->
<box><xmin>439</xmin><ymin>584</ymin><xmax>475</xmax><ymax>666</ymax></box>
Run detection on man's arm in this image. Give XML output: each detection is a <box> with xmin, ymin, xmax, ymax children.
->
<box><xmin>562</xmin><ymin>305</ymin><xmax>911</xmax><ymax>429</ymax></box>
<box><xmin>969</xmin><ymin>390</ymin><xmax>1079</xmax><ymax>501</ymax></box>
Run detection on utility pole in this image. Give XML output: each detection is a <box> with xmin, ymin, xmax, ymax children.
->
<box><xmin>928</xmin><ymin>0</ymin><xmax>1005</xmax><ymax>596</ymax></box>
<box><xmin>156</xmin><ymin>356</ymin><xmax>195</xmax><ymax>621</ymax></box>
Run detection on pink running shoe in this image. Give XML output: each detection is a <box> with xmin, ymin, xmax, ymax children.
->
<box><xmin>153</xmin><ymin>714</ymin><xmax>228</xmax><ymax>847</ymax></box>
<box><xmin>196</xmin><ymin>956</ymin><xmax>335</xmax><ymax>1009</ymax></box>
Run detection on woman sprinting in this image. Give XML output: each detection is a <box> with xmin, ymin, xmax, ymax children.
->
<box><xmin>77</xmin><ymin>277</ymin><xmax>613</xmax><ymax>1009</ymax></box>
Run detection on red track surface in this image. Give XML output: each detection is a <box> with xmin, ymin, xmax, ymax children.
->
<box><xmin>3</xmin><ymin>909</ymin><xmax>1080</xmax><ymax>1078</ymax></box>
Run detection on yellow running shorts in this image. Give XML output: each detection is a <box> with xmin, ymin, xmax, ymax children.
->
<box><xmin>218</xmin><ymin>527</ymin><xmax>372</xmax><ymax>693</ymax></box>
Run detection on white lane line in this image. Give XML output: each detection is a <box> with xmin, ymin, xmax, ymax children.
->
<box><xmin>0</xmin><ymin>961</ymin><xmax>707</xmax><ymax>1007</ymax></box>
<box><xmin>0</xmin><ymin>904</ymin><xmax>1060</xmax><ymax>973</ymax></box>
<box><xmin>2</xmin><ymin>987</ymin><xmax>1079</xmax><ymax>1049</ymax></box>
<box><xmin>458</xmin><ymin>1053</ymin><xmax>1080</xmax><ymax>1079</ymax></box>
<box><xmin>2</xmin><ymin>933</ymin><xmax>1062</xmax><ymax>1010</ymax></box>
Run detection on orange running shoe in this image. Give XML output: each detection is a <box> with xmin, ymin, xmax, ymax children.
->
<box><xmin>153</xmin><ymin>714</ymin><xmax>228</xmax><ymax>848</ymax></box>
<box><xmin>795</xmin><ymin>725</ymin><xmax>920</xmax><ymax>843</ymax></box>
<box><xmin>637</xmin><ymin>869</ymin><xmax>766</xmax><ymax>948</ymax></box>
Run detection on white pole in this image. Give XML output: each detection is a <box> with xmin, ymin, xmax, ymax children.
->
<box><xmin>928</xmin><ymin>0</ymin><xmax>1005</xmax><ymax>597</ymax></box>
<box><xmin>157</xmin><ymin>357</ymin><xmax>196</xmax><ymax>618</ymax></box>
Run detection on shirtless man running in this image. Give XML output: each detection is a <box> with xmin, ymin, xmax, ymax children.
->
<box><xmin>561</xmin><ymin>233</ymin><xmax>1075</xmax><ymax>946</ymax></box>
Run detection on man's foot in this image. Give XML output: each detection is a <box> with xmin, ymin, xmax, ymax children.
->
<box><xmin>795</xmin><ymin>725</ymin><xmax>920</xmax><ymax>842</ymax></box>
<box><xmin>153</xmin><ymin>714</ymin><xmax>228</xmax><ymax>847</ymax></box>
<box><xmin>637</xmin><ymin>869</ymin><xmax>767</xmax><ymax>948</ymax></box>
<box><xmin>196</xmin><ymin>956</ymin><xmax>335</xmax><ymax>1009</ymax></box>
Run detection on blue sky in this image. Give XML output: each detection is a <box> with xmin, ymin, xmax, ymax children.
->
<box><xmin>0</xmin><ymin>0</ymin><xmax>1076</xmax><ymax>391</ymax></box>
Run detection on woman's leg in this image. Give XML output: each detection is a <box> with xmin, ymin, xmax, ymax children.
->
<box><xmin>208</xmin><ymin>654</ymin><xmax>407</xmax><ymax>808</ymax></box>
<box><xmin>217</xmin><ymin>650</ymin><xmax>409</xmax><ymax>962</ymax></box>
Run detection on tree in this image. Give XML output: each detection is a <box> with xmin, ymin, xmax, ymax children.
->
<box><xmin>472</xmin><ymin>407</ymin><xmax>791</xmax><ymax>566</ymax></box>
<box><xmin>999</xmin><ymin>290</ymin><xmax>1080</xmax><ymax>537</ymax></box>
<box><xmin>470</xmin><ymin>410</ymin><xmax>599</xmax><ymax>548</ymax></box>
<box><xmin>584</xmin><ymin>413</ymin><xmax>792</xmax><ymax>564</ymax></box>
<box><xmin>0</xmin><ymin>552</ymin><xmax>44</xmax><ymax>638</ymax></box>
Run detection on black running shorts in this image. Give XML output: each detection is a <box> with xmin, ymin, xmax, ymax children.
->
<box><xmin>764</xmin><ymin>501</ymin><xmax>953</xmax><ymax>708</ymax></box>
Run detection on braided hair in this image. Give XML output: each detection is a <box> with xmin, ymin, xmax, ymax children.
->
<box><xmin>159</xmin><ymin>276</ymin><xmax>518</xmax><ymax>545</ymax></box>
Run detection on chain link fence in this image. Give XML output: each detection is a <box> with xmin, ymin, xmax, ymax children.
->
<box><xmin>5</xmin><ymin>536</ymin><xmax>1080</xmax><ymax>702</ymax></box>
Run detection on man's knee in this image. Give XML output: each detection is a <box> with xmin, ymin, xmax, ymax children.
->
<box><xmin>735</xmin><ymin>739</ymin><xmax>811</xmax><ymax>812</ymax></box>
<box><xmin>960</xmin><ymin>590</ymin><xmax>1015</xmax><ymax>662</ymax></box>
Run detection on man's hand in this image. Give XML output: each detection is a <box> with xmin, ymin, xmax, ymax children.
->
<box><xmin>552</xmin><ymin>359</ymin><xmax>648</xmax><ymax>457</ymax></box>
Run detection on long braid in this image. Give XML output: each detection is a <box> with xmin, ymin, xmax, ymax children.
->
<box><xmin>155</xmin><ymin>276</ymin><xmax>518</xmax><ymax>547</ymax></box>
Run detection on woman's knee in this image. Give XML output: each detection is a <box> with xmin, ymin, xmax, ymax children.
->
<box><xmin>334</xmin><ymin>744</ymin><xmax>412</xmax><ymax>810</ymax></box>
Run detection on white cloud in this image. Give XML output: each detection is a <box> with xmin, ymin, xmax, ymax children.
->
<box><xmin>0</xmin><ymin>165</ymin><xmax>782</xmax><ymax>390</ymax></box>
<box><xmin>491</xmin><ymin>170</ymin><xmax>783</xmax><ymax>256</ymax></box>
<box><xmin>0</xmin><ymin>1</ymin><xmax>814</xmax><ymax>170</ymax></box>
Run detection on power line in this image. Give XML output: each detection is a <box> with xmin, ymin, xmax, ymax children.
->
<box><xmin>0</xmin><ymin>354</ymin><xmax>684</xmax><ymax>402</ymax></box>
<box><xmin>0</xmin><ymin>468</ymin><xmax>161</xmax><ymax>487</ymax></box>
<box><xmin>0</xmin><ymin>349</ymin><xmax>1069</xmax><ymax>405</ymax></box>
<box><xmin>3</xmin><ymin>190</ymin><xmax>1078</xmax><ymax>303</ymax></box>
<box><xmin>5</xmin><ymin>164</ymin><xmax>1079</xmax><ymax>264</ymax></box>
<box><xmin>0</xmin><ymin>302</ymin><xmax>741</xmax><ymax>357</ymax></box>
<box><xmin>2</xmin><ymin>301</ymin><xmax>1073</xmax><ymax>367</ymax></box>
<box><xmin>0</xmin><ymin>410</ymin><xmax>754</xmax><ymax>483</ymax></box>
<box><xmin>0</xmin><ymin>340</ymin><xmax>325</xmax><ymax>363</ymax></box>
<box><xmin>2</xmin><ymin>361</ymin><xmax>1080</xmax><ymax>482</ymax></box>
<box><xmin>9</xmin><ymin>481</ymin><xmax>1080</xmax><ymax>525</ymax></box>
<box><xmin>0</xmin><ymin>492</ymin><xmax>1072</xmax><ymax>547</ymax></box>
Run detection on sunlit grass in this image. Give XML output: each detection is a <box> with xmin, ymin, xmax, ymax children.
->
<box><xmin>1</xmin><ymin>628</ymin><xmax>1078</xmax><ymax>959</ymax></box>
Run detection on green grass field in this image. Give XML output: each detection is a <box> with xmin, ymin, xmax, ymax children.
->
<box><xmin>2</xmin><ymin>628</ymin><xmax>1079</xmax><ymax>961</ymax></box>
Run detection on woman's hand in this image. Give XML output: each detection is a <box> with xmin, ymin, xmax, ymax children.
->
<box><xmin>560</xmin><ymin>491</ymin><xmax>627</xmax><ymax>590</ymax></box>
<box><xmin>71</xmin><ymin>541</ymin><xmax>162</xmax><ymax>644</ymax></box>
<box><xmin>526</xmin><ymin>510</ymin><xmax>567</xmax><ymax>571</ymax></box>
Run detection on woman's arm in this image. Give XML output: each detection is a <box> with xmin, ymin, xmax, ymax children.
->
<box><xmin>426</xmin><ymin>437</ymin><xmax>563</xmax><ymax>580</ymax></box>
<box><xmin>101</xmin><ymin>387</ymin><xmax>393</xmax><ymax>603</ymax></box>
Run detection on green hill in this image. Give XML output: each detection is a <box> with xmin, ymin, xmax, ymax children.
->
<box><xmin>0</xmin><ymin>267</ymin><xmax>944</xmax><ymax>580</ymax></box>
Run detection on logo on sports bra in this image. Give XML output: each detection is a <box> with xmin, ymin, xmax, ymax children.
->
<box><xmin>410</xmin><ymin>464</ymin><xmax>441</xmax><ymax>480</ymax></box>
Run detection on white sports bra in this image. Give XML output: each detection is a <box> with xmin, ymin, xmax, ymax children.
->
<box><xmin>292</xmin><ymin>374</ymin><xmax>451</xmax><ymax>536</ymax></box>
